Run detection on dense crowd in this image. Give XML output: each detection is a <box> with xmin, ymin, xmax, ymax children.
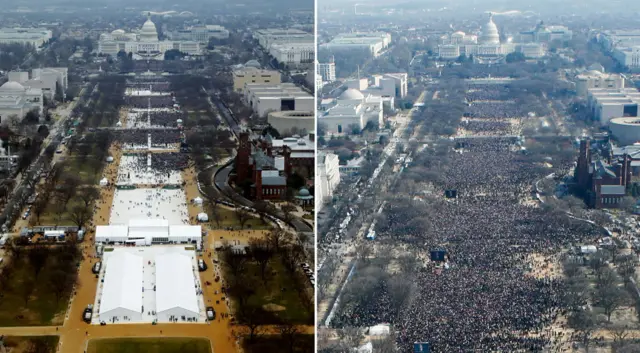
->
<box><xmin>126</xmin><ymin>96</ymin><xmax>175</xmax><ymax>108</ymax></box>
<box><xmin>333</xmin><ymin>137</ymin><xmax>597</xmax><ymax>352</ymax></box>
<box><xmin>132</xmin><ymin>153</ymin><xmax>189</xmax><ymax>171</ymax></box>
<box><xmin>115</xmin><ymin>129</ymin><xmax>182</xmax><ymax>147</ymax></box>
<box><xmin>143</xmin><ymin>110</ymin><xmax>186</xmax><ymax>127</ymax></box>
<box><xmin>460</xmin><ymin>119</ymin><xmax>515</xmax><ymax>135</ymax></box>
<box><xmin>465</xmin><ymin>87</ymin><xmax>512</xmax><ymax>101</ymax></box>
<box><xmin>126</xmin><ymin>82</ymin><xmax>171</xmax><ymax>91</ymax></box>
<box><xmin>465</xmin><ymin>101</ymin><xmax>528</xmax><ymax>119</ymax></box>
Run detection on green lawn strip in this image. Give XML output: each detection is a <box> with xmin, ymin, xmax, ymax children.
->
<box><xmin>205</xmin><ymin>206</ymin><xmax>271</xmax><ymax>230</ymax></box>
<box><xmin>0</xmin><ymin>257</ymin><xmax>71</xmax><ymax>326</ymax></box>
<box><xmin>87</xmin><ymin>338</ymin><xmax>212</xmax><ymax>353</ymax></box>
<box><xmin>242</xmin><ymin>335</ymin><xmax>314</xmax><ymax>353</ymax></box>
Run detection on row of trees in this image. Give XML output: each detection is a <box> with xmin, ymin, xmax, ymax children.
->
<box><xmin>0</xmin><ymin>239</ymin><xmax>80</xmax><ymax>308</ymax></box>
<box><xmin>219</xmin><ymin>230</ymin><xmax>313</xmax><ymax>344</ymax></box>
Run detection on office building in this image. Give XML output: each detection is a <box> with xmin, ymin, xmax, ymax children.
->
<box><xmin>243</xmin><ymin>83</ymin><xmax>314</xmax><ymax>117</ymax></box>
<box><xmin>169</xmin><ymin>25</ymin><xmax>229</xmax><ymax>43</ymax></box>
<box><xmin>575</xmin><ymin>70</ymin><xmax>625</xmax><ymax>97</ymax></box>
<box><xmin>321</xmin><ymin>32</ymin><xmax>391</xmax><ymax>57</ymax></box>
<box><xmin>0</xmin><ymin>27</ymin><xmax>52</xmax><ymax>49</ymax></box>
<box><xmin>317</xmin><ymin>61</ymin><xmax>336</xmax><ymax>82</ymax></box>
<box><xmin>233</xmin><ymin>67</ymin><xmax>281</xmax><ymax>93</ymax></box>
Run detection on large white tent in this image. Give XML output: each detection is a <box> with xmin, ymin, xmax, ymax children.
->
<box><xmin>95</xmin><ymin>221</ymin><xmax>201</xmax><ymax>245</ymax></box>
<box><xmin>155</xmin><ymin>253</ymin><xmax>199</xmax><ymax>321</ymax></box>
<box><xmin>99</xmin><ymin>252</ymin><xmax>143</xmax><ymax>322</ymax></box>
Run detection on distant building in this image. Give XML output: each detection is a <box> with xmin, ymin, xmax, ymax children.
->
<box><xmin>232</xmin><ymin>67</ymin><xmax>281</xmax><ymax>93</ymax></box>
<box><xmin>317</xmin><ymin>61</ymin><xmax>336</xmax><ymax>82</ymax></box>
<box><xmin>253</xmin><ymin>28</ymin><xmax>314</xmax><ymax>67</ymax></box>
<box><xmin>267</xmin><ymin>110</ymin><xmax>314</xmax><ymax>135</ymax></box>
<box><xmin>169</xmin><ymin>24</ymin><xmax>229</xmax><ymax>43</ymax></box>
<box><xmin>437</xmin><ymin>14</ymin><xmax>545</xmax><ymax>62</ymax></box>
<box><xmin>8</xmin><ymin>67</ymin><xmax>68</xmax><ymax>100</ymax></box>
<box><xmin>317</xmin><ymin>152</ymin><xmax>341</xmax><ymax>209</ymax></box>
<box><xmin>587</xmin><ymin>88</ymin><xmax>640</xmax><ymax>126</ymax></box>
<box><xmin>594</xmin><ymin>29</ymin><xmax>640</xmax><ymax>69</ymax></box>
<box><xmin>318</xmin><ymin>88</ymin><xmax>383</xmax><ymax>134</ymax></box>
<box><xmin>98</xmin><ymin>14</ymin><xmax>201</xmax><ymax>59</ymax></box>
<box><xmin>243</xmin><ymin>83</ymin><xmax>314</xmax><ymax>117</ymax></box>
<box><xmin>0</xmin><ymin>81</ymin><xmax>43</xmax><ymax>123</ymax></box>
<box><xmin>576</xmin><ymin>139</ymin><xmax>631</xmax><ymax>208</ymax></box>
<box><xmin>0</xmin><ymin>27</ymin><xmax>52</xmax><ymax>49</ymax></box>
<box><xmin>609</xmin><ymin>117</ymin><xmax>640</xmax><ymax>145</ymax></box>
<box><xmin>575</xmin><ymin>70</ymin><xmax>625</xmax><ymax>97</ymax></box>
<box><xmin>321</xmin><ymin>32</ymin><xmax>391</xmax><ymax>57</ymax></box>
<box><xmin>515</xmin><ymin>22</ymin><xmax>572</xmax><ymax>43</ymax></box>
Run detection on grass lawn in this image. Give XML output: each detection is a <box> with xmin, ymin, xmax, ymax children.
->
<box><xmin>207</xmin><ymin>206</ymin><xmax>272</xmax><ymax>230</ymax></box>
<box><xmin>87</xmin><ymin>338</ymin><xmax>211</xmax><ymax>353</ymax></box>
<box><xmin>0</xmin><ymin>257</ymin><xmax>71</xmax><ymax>326</ymax></box>
<box><xmin>38</xmin><ymin>197</ymin><xmax>83</xmax><ymax>225</ymax></box>
<box><xmin>63</xmin><ymin>157</ymin><xmax>103</xmax><ymax>185</ymax></box>
<box><xmin>2</xmin><ymin>336</ymin><xmax>59</xmax><ymax>353</ymax></box>
<box><xmin>230</xmin><ymin>256</ymin><xmax>313</xmax><ymax>325</ymax></box>
<box><xmin>242</xmin><ymin>335</ymin><xmax>314</xmax><ymax>353</ymax></box>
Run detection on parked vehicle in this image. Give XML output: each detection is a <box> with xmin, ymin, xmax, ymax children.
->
<box><xmin>206</xmin><ymin>307</ymin><xmax>216</xmax><ymax>320</ymax></box>
<box><xmin>83</xmin><ymin>304</ymin><xmax>93</xmax><ymax>323</ymax></box>
<box><xmin>92</xmin><ymin>261</ymin><xmax>102</xmax><ymax>274</ymax></box>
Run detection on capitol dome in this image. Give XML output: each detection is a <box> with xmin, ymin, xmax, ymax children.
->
<box><xmin>0</xmin><ymin>81</ymin><xmax>25</xmax><ymax>91</ymax></box>
<box><xmin>479</xmin><ymin>14</ymin><xmax>500</xmax><ymax>45</ymax></box>
<box><xmin>139</xmin><ymin>14</ymin><xmax>158</xmax><ymax>41</ymax></box>
<box><xmin>339</xmin><ymin>88</ymin><xmax>364</xmax><ymax>101</ymax></box>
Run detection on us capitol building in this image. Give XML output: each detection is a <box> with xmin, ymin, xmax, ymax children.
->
<box><xmin>98</xmin><ymin>14</ymin><xmax>201</xmax><ymax>60</ymax></box>
<box><xmin>437</xmin><ymin>13</ymin><xmax>546</xmax><ymax>63</ymax></box>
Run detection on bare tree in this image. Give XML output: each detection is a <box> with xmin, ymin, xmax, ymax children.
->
<box><xmin>234</xmin><ymin>207</ymin><xmax>251</xmax><ymax>229</ymax></box>
<box><xmin>48</xmin><ymin>268</ymin><xmax>73</xmax><ymax>304</ymax></box>
<box><xmin>237</xmin><ymin>304</ymin><xmax>266</xmax><ymax>342</ymax></box>
<box><xmin>20</xmin><ymin>277</ymin><xmax>36</xmax><ymax>307</ymax></box>
<box><xmin>79</xmin><ymin>187</ymin><xmax>100</xmax><ymax>208</ymax></box>
<box><xmin>266</xmin><ymin>229</ymin><xmax>290</xmax><ymax>253</ymax></box>
<box><xmin>69</xmin><ymin>204</ymin><xmax>93</xmax><ymax>230</ymax></box>
<box><xmin>278</xmin><ymin>323</ymin><xmax>301</xmax><ymax>353</ymax></box>
<box><xmin>28</xmin><ymin>244</ymin><xmax>50</xmax><ymax>279</ymax></box>
<box><xmin>248</xmin><ymin>238</ymin><xmax>274</xmax><ymax>284</ymax></box>
<box><xmin>594</xmin><ymin>286</ymin><xmax>627</xmax><ymax>322</ymax></box>
<box><xmin>617</xmin><ymin>254</ymin><xmax>638</xmax><ymax>283</ymax></box>
<box><xmin>611</xmin><ymin>325</ymin><xmax>630</xmax><ymax>353</ymax></box>
<box><xmin>569</xmin><ymin>310</ymin><xmax>597</xmax><ymax>353</ymax></box>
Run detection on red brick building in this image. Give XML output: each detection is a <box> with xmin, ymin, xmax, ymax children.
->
<box><xmin>575</xmin><ymin>139</ymin><xmax>631</xmax><ymax>208</ymax></box>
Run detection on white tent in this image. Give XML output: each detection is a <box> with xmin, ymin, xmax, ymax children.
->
<box><xmin>355</xmin><ymin>342</ymin><xmax>373</xmax><ymax>353</ymax></box>
<box><xmin>106</xmin><ymin>156</ymin><xmax>114</xmax><ymax>162</ymax></box>
<box><xmin>193</xmin><ymin>197</ymin><xmax>203</xmax><ymax>205</ymax></box>
<box><xmin>197</xmin><ymin>213</ymin><xmax>209</xmax><ymax>222</ymax></box>
<box><xmin>368</xmin><ymin>324</ymin><xmax>390</xmax><ymax>336</ymax></box>
<box><xmin>99</xmin><ymin>252</ymin><xmax>143</xmax><ymax>322</ymax></box>
<box><xmin>116</xmin><ymin>121</ymin><xmax>122</xmax><ymax>127</ymax></box>
<box><xmin>95</xmin><ymin>225</ymin><xmax>129</xmax><ymax>243</ymax></box>
<box><xmin>100</xmin><ymin>178</ymin><xmax>109</xmax><ymax>187</ymax></box>
<box><xmin>580</xmin><ymin>245</ymin><xmax>598</xmax><ymax>254</ymax></box>
<box><xmin>155</xmin><ymin>253</ymin><xmax>200</xmax><ymax>321</ymax></box>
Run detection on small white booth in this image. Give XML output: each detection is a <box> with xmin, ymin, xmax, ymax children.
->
<box><xmin>197</xmin><ymin>213</ymin><xmax>209</xmax><ymax>222</ymax></box>
<box><xmin>193</xmin><ymin>197</ymin><xmax>203</xmax><ymax>205</ymax></box>
<box><xmin>100</xmin><ymin>178</ymin><xmax>109</xmax><ymax>187</ymax></box>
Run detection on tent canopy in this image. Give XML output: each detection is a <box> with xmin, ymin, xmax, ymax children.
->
<box><xmin>197</xmin><ymin>213</ymin><xmax>208</xmax><ymax>222</ymax></box>
<box><xmin>193</xmin><ymin>197</ymin><xmax>203</xmax><ymax>205</ymax></box>
<box><xmin>155</xmin><ymin>253</ymin><xmax>199</xmax><ymax>315</ymax></box>
<box><xmin>100</xmin><ymin>178</ymin><xmax>108</xmax><ymax>186</ymax></box>
<box><xmin>99</xmin><ymin>252</ymin><xmax>143</xmax><ymax>317</ymax></box>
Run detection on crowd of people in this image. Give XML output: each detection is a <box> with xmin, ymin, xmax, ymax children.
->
<box><xmin>142</xmin><ymin>110</ymin><xmax>186</xmax><ymax>127</ymax></box>
<box><xmin>465</xmin><ymin>101</ymin><xmax>528</xmax><ymax>119</ymax></box>
<box><xmin>332</xmin><ymin>135</ymin><xmax>597</xmax><ymax>352</ymax></box>
<box><xmin>460</xmin><ymin>119</ymin><xmax>516</xmax><ymax>135</ymax></box>
<box><xmin>115</xmin><ymin>130</ymin><xmax>182</xmax><ymax>148</ymax></box>
<box><xmin>126</xmin><ymin>82</ymin><xmax>171</xmax><ymax>91</ymax></box>
<box><xmin>126</xmin><ymin>96</ymin><xmax>175</xmax><ymax>109</ymax></box>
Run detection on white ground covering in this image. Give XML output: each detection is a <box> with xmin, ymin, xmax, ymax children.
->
<box><xmin>110</xmin><ymin>188</ymin><xmax>189</xmax><ymax>225</ymax></box>
<box><xmin>116</xmin><ymin>155</ymin><xmax>182</xmax><ymax>185</ymax></box>
<box><xmin>92</xmin><ymin>246</ymin><xmax>207</xmax><ymax>324</ymax></box>
<box><xmin>125</xmin><ymin>89</ymin><xmax>171</xmax><ymax>96</ymax></box>
<box><xmin>127</xmin><ymin>111</ymin><xmax>149</xmax><ymax>128</ymax></box>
